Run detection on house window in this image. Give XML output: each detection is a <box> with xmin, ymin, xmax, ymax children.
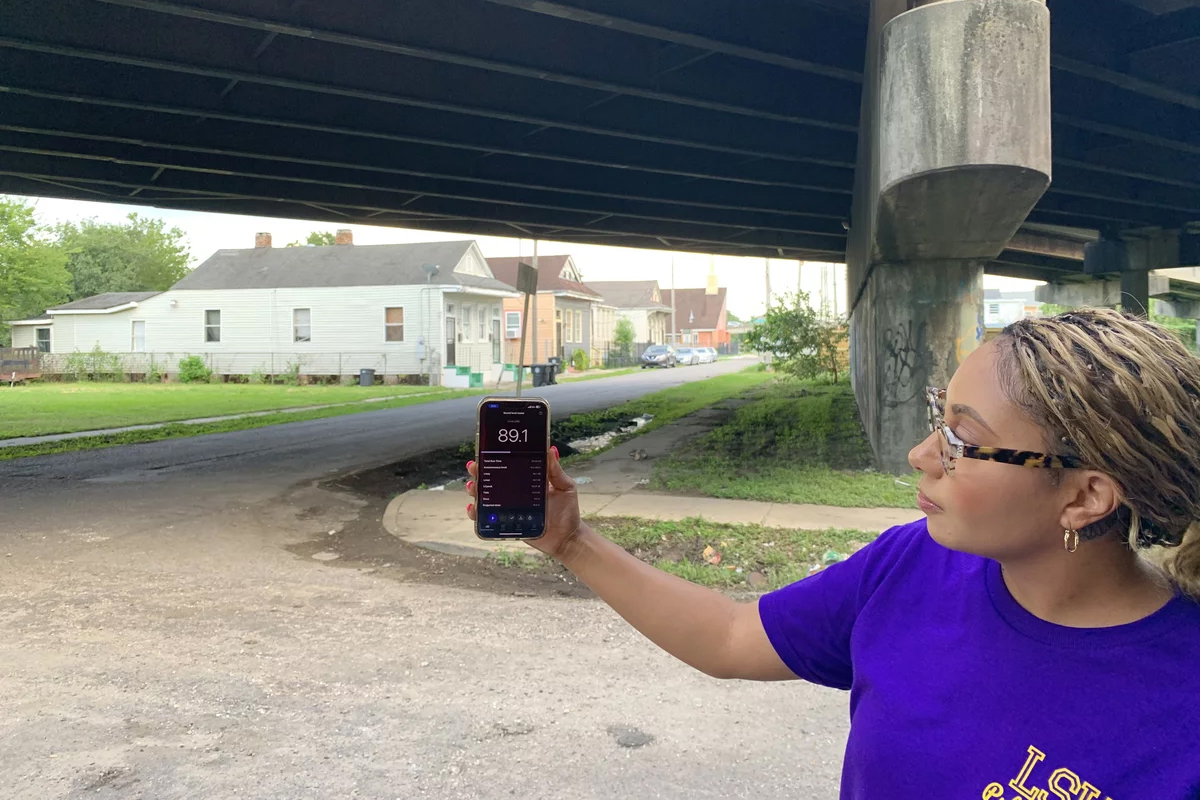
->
<box><xmin>575</xmin><ymin>310</ymin><xmax>583</xmax><ymax>343</ymax></box>
<box><xmin>463</xmin><ymin>305</ymin><xmax>473</xmax><ymax>342</ymax></box>
<box><xmin>131</xmin><ymin>320</ymin><xmax>146</xmax><ymax>352</ymax></box>
<box><xmin>988</xmin><ymin>303</ymin><xmax>1001</xmax><ymax>315</ymax></box>
<box><xmin>35</xmin><ymin>327</ymin><xmax>50</xmax><ymax>353</ymax></box>
<box><xmin>478</xmin><ymin>307</ymin><xmax>487</xmax><ymax>341</ymax></box>
<box><xmin>505</xmin><ymin>311</ymin><xmax>521</xmax><ymax>338</ymax></box>
<box><xmin>293</xmin><ymin>308</ymin><xmax>311</xmax><ymax>342</ymax></box>
<box><xmin>385</xmin><ymin>307</ymin><xmax>404</xmax><ymax>342</ymax></box>
<box><xmin>204</xmin><ymin>310</ymin><xmax>221</xmax><ymax>343</ymax></box>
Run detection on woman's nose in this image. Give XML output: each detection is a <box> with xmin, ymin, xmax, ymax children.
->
<box><xmin>908</xmin><ymin>431</ymin><xmax>943</xmax><ymax>476</ymax></box>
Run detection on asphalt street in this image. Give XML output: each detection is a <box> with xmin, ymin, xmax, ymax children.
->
<box><xmin>0</xmin><ymin>359</ymin><xmax>749</xmax><ymax>531</ymax></box>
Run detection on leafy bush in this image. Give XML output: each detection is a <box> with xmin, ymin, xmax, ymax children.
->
<box><xmin>249</xmin><ymin>367</ymin><xmax>269</xmax><ymax>385</ymax></box>
<box><xmin>65</xmin><ymin>345</ymin><xmax>123</xmax><ymax>382</ymax></box>
<box><xmin>571</xmin><ymin>349</ymin><xmax>590</xmax><ymax>371</ymax></box>
<box><xmin>613</xmin><ymin>318</ymin><xmax>635</xmax><ymax>359</ymax></box>
<box><xmin>281</xmin><ymin>361</ymin><xmax>301</xmax><ymax>386</ymax></box>
<box><xmin>146</xmin><ymin>358</ymin><xmax>163</xmax><ymax>384</ymax></box>
<box><xmin>746</xmin><ymin>292</ymin><xmax>848</xmax><ymax>383</ymax></box>
<box><xmin>177</xmin><ymin>355</ymin><xmax>212</xmax><ymax>384</ymax></box>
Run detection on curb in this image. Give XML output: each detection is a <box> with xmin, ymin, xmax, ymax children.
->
<box><xmin>382</xmin><ymin>491</ymin><xmax>544</xmax><ymax>560</ymax></box>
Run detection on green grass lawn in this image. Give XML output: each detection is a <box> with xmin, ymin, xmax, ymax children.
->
<box><xmin>490</xmin><ymin>516</ymin><xmax>878</xmax><ymax>592</ymax></box>
<box><xmin>0</xmin><ymin>382</ymin><xmax>441</xmax><ymax>439</ymax></box>
<box><xmin>652</xmin><ymin>380</ymin><xmax>921</xmax><ymax>508</ymax></box>
<box><xmin>0</xmin><ymin>388</ymin><xmax>482</xmax><ymax>461</ymax></box>
<box><xmin>558</xmin><ymin>367</ymin><xmax>775</xmax><ymax>463</ymax></box>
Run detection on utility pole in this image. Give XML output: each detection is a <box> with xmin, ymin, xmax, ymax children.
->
<box><xmin>820</xmin><ymin>263</ymin><xmax>830</xmax><ymax>316</ymax></box>
<box><xmin>832</xmin><ymin>265</ymin><xmax>840</xmax><ymax>317</ymax></box>
<box><xmin>531</xmin><ymin>239</ymin><xmax>539</xmax><ymax>366</ymax></box>
<box><xmin>765</xmin><ymin>258</ymin><xmax>772</xmax><ymax>312</ymax></box>
<box><xmin>670</xmin><ymin>255</ymin><xmax>676</xmax><ymax>345</ymax></box>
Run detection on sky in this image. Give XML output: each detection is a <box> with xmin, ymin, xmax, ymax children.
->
<box><xmin>14</xmin><ymin>195</ymin><xmax>1040</xmax><ymax>319</ymax></box>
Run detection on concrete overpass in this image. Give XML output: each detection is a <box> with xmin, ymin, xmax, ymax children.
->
<box><xmin>1</xmin><ymin>0</ymin><xmax>1197</xmax><ymax>469</ymax></box>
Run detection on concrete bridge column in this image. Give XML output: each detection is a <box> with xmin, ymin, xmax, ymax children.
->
<box><xmin>846</xmin><ymin>0</ymin><xmax>1051</xmax><ymax>473</ymax></box>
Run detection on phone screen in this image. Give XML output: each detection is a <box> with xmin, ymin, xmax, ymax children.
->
<box><xmin>476</xmin><ymin>399</ymin><xmax>548</xmax><ymax>538</ymax></box>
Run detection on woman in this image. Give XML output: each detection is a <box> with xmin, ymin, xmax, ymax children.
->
<box><xmin>465</xmin><ymin>309</ymin><xmax>1200</xmax><ymax>799</ymax></box>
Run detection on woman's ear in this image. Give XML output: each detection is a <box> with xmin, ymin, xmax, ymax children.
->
<box><xmin>1060</xmin><ymin>470</ymin><xmax>1122</xmax><ymax>532</ymax></box>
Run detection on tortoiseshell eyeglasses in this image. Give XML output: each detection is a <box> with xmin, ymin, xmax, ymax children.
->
<box><xmin>926</xmin><ymin>387</ymin><xmax>1084</xmax><ymax>476</ymax></box>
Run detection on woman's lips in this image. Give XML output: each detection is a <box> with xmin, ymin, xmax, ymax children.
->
<box><xmin>917</xmin><ymin>491</ymin><xmax>943</xmax><ymax>514</ymax></box>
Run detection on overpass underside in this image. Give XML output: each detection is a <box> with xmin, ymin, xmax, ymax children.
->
<box><xmin>1</xmin><ymin>0</ymin><xmax>1198</xmax><ymax>471</ymax></box>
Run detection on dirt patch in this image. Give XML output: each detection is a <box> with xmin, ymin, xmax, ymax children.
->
<box><xmin>332</xmin><ymin>442</ymin><xmax>475</xmax><ymax>499</ymax></box>
<box><xmin>332</xmin><ymin>422</ymin><xmax>614</xmax><ymax>501</ymax></box>
<box><xmin>313</xmin><ymin>426</ymin><xmax>601</xmax><ymax>599</ymax></box>
<box><xmin>314</xmin><ymin>402</ymin><xmax>745</xmax><ymax>598</ymax></box>
<box><xmin>285</xmin><ymin>494</ymin><xmax>592</xmax><ymax>600</ymax></box>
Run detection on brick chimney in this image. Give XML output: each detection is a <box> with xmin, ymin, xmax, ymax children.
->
<box><xmin>335</xmin><ymin>228</ymin><xmax>353</xmax><ymax>245</ymax></box>
<box><xmin>255</xmin><ymin>232</ymin><xmax>272</xmax><ymax>248</ymax></box>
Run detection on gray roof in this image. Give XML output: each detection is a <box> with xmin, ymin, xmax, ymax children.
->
<box><xmin>173</xmin><ymin>241</ymin><xmax>515</xmax><ymax>293</ymax></box>
<box><xmin>50</xmin><ymin>292</ymin><xmax>161</xmax><ymax>311</ymax></box>
<box><xmin>587</xmin><ymin>280</ymin><xmax>669</xmax><ymax>310</ymax></box>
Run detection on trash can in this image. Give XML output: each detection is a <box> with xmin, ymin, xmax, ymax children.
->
<box><xmin>531</xmin><ymin>364</ymin><xmax>549</xmax><ymax>387</ymax></box>
<box><xmin>547</xmin><ymin>356</ymin><xmax>562</xmax><ymax>385</ymax></box>
<box><xmin>359</xmin><ymin>368</ymin><xmax>375</xmax><ymax>387</ymax></box>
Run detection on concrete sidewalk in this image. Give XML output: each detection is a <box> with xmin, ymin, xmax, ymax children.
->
<box><xmin>382</xmin><ymin>485</ymin><xmax>920</xmax><ymax>558</ymax></box>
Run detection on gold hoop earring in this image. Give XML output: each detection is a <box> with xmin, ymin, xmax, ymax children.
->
<box><xmin>1064</xmin><ymin>528</ymin><xmax>1079</xmax><ymax>553</ymax></box>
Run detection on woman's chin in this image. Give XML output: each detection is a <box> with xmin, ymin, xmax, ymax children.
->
<box><xmin>924</xmin><ymin>516</ymin><xmax>960</xmax><ymax>551</ymax></box>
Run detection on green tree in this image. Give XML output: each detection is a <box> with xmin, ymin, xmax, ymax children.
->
<box><xmin>0</xmin><ymin>198</ymin><xmax>70</xmax><ymax>346</ymax></box>
<box><xmin>727</xmin><ymin>310</ymin><xmax>744</xmax><ymax>324</ymax></box>
<box><xmin>55</xmin><ymin>213</ymin><xmax>190</xmax><ymax>300</ymax></box>
<box><xmin>746</xmin><ymin>291</ymin><xmax>848</xmax><ymax>383</ymax></box>
<box><xmin>613</xmin><ymin>317</ymin><xmax>635</xmax><ymax>358</ymax></box>
<box><xmin>287</xmin><ymin>231</ymin><xmax>337</xmax><ymax>247</ymax></box>
<box><xmin>1150</xmin><ymin>300</ymin><xmax>1198</xmax><ymax>353</ymax></box>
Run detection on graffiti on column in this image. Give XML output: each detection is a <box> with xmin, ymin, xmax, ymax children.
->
<box><xmin>882</xmin><ymin>320</ymin><xmax>929</xmax><ymax>407</ymax></box>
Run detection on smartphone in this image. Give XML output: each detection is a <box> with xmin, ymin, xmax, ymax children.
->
<box><xmin>474</xmin><ymin>396</ymin><xmax>550</xmax><ymax>540</ymax></box>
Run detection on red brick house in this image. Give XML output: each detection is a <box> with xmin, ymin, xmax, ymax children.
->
<box><xmin>662</xmin><ymin>287</ymin><xmax>730</xmax><ymax>349</ymax></box>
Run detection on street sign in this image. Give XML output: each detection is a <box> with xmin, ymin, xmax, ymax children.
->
<box><xmin>517</xmin><ymin>261</ymin><xmax>538</xmax><ymax>295</ymax></box>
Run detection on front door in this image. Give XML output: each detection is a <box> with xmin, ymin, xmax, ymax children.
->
<box><xmin>445</xmin><ymin>317</ymin><xmax>457</xmax><ymax>367</ymax></box>
<box><xmin>492</xmin><ymin>319</ymin><xmax>501</xmax><ymax>363</ymax></box>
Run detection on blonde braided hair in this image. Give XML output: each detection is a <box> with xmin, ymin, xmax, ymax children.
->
<box><xmin>996</xmin><ymin>308</ymin><xmax>1200</xmax><ymax>596</ymax></box>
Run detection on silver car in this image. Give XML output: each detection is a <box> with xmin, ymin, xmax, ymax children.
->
<box><xmin>697</xmin><ymin>347</ymin><xmax>718</xmax><ymax>363</ymax></box>
<box><xmin>675</xmin><ymin>347</ymin><xmax>701</xmax><ymax>366</ymax></box>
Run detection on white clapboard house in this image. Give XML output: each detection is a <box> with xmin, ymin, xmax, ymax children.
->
<box><xmin>9</xmin><ymin>232</ymin><xmax>519</xmax><ymax>387</ymax></box>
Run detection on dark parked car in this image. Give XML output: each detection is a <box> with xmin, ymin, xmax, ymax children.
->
<box><xmin>640</xmin><ymin>345</ymin><xmax>677</xmax><ymax>368</ymax></box>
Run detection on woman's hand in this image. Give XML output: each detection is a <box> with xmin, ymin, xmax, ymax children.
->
<box><xmin>466</xmin><ymin>447</ymin><xmax>792</xmax><ymax>681</ymax></box>
<box><xmin>465</xmin><ymin>446</ymin><xmax>583</xmax><ymax>559</ymax></box>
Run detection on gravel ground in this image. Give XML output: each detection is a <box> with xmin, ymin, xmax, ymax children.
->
<box><xmin>0</xmin><ymin>480</ymin><xmax>849</xmax><ymax>799</ymax></box>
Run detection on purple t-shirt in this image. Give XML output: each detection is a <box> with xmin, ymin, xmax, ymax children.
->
<box><xmin>759</xmin><ymin>518</ymin><xmax>1200</xmax><ymax>800</ymax></box>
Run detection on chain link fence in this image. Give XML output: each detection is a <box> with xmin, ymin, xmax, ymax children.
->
<box><xmin>36</xmin><ymin>351</ymin><xmax>442</xmax><ymax>385</ymax></box>
<box><xmin>595</xmin><ymin>341</ymin><xmax>654</xmax><ymax>369</ymax></box>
